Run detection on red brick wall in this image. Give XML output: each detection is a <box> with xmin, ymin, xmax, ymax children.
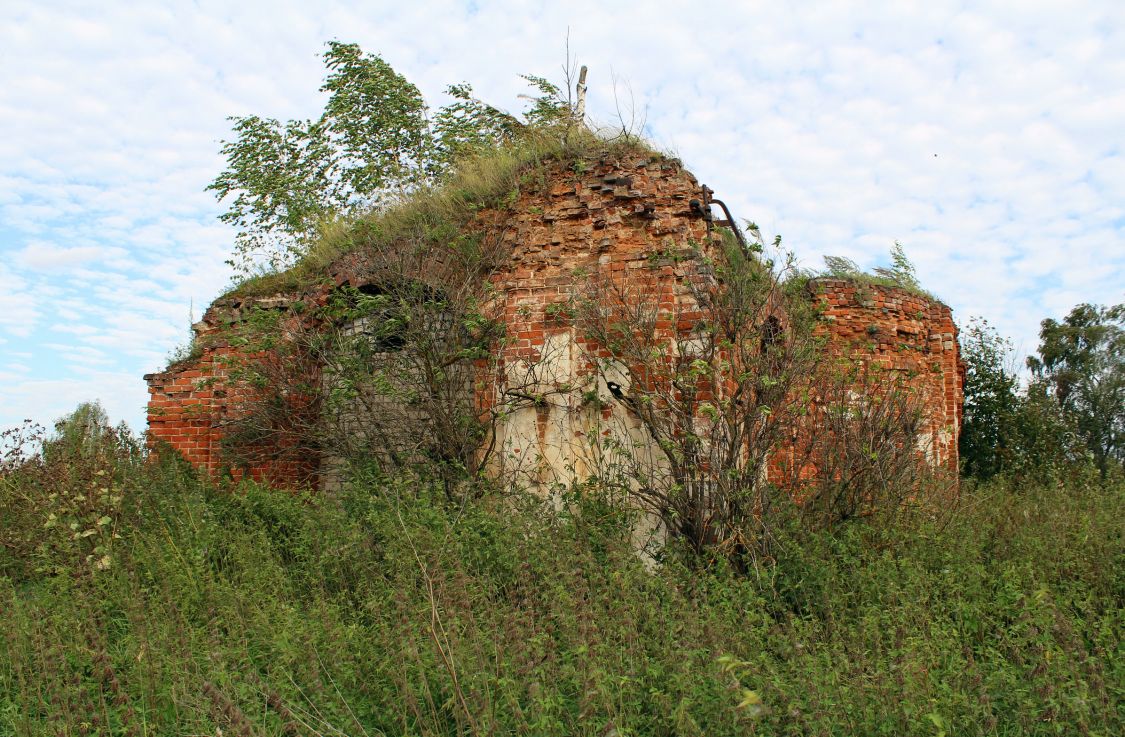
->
<box><xmin>462</xmin><ymin>154</ymin><xmax>720</xmax><ymax>484</ymax></box>
<box><xmin>145</xmin><ymin>360</ymin><xmax>222</xmax><ymax>474</ymax></box>
<box><xmin>814</xmin><ymin>278</ymin><xmax>963</xmax><ymax>472</ymax></box>
<box><xmin>488</xmin><ymin>155</ymin><xmax>712</xmax><ymax>353</ymax></box>
<box><xmin>145</xmin><ymin>154</ymin><xmax>963</xmax><ymax>488</ymax></box>
<box><xmin>144</xmin><ymin>295</ymin><xmax>322</xmax><ymax>488</ymax></box>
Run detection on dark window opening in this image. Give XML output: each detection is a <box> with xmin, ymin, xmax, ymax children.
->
<box><xmin>760</xmin><ymin>315</ymin><xmax>783</xmax><ymax>354</ymax></box>
<box><xmin>348</xmin><ymin>283</ymin><xmax>409</xmax><ymax>352</ymax></box>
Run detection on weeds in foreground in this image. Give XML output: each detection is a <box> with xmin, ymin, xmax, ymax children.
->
<box><xmin>1</xmin><ymin>430</ymin><xmax>1121</xmax><ymax>735</ymax></box>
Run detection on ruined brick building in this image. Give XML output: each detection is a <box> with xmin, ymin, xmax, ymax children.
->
<box><xmin>145</xmin><ymin>147</ymin><xmax>963</xmax><ymax>496</ymax></box>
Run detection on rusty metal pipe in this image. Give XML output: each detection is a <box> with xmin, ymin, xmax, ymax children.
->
<box><xmin>700</xmin><ymin>186</ymin><xmax>748</xmax><ymax>250</ymax></box>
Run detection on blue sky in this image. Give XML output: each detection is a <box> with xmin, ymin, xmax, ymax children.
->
<box><xmin>2</xmin><ymin>0</ymin><xmax>1123</xmax><ymax>433</ymax></box>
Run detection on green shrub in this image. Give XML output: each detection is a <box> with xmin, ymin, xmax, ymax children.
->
<box><xmin>2</xmin><ymin>430</ymin><xmax>1121</xmax><ymax>735</ymax></box>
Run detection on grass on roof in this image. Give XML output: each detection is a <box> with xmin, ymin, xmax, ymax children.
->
<box><xmin>225</xmin><ymin>127</ymin><xmax>666</xmax><ymax>299</ymax></box>
<box><xmin>809</xmin><ymin>257</ymin><xmax>944</xmax><ymax>304</ymax></box>
<box><xmin>811</xmin><ymin>272</ymin><xmax>943</xmax><ymax>304</ymax></box>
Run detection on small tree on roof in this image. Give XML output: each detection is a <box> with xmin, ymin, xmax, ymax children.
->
<box><xmin>209</xmin><ymin>41</ymin><xmax>571</xmax><ymax>275</ymax></box>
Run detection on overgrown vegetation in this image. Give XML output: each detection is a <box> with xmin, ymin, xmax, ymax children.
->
<box><xmin>2</xmin><ymin>413</ymin><xmax>1121</xmax><ymax>736</ymax></box>
<box><xmin>1028</xmin><ymin>303</ymin><xmax>1124</xmax><ymax>478</ymax></box>
<box><xmin>571</xmin><ymin>232</ymin><xmax>942</xmax><ymax>562</ymax></box>
<box><xmin>224</xmin><ymin>126</ymin><xmax>661</xmax><ymax>300</ymax></box>
<box><xmin>574</xmin><ymin>232</ymin><xmax>818</xmax><ymax>560</ymax></box>
<box><xmin>18</xmin><ymin>40</ymin><xmax>1120</xmax><ymax>736</ymax></box>
<box><xmin>209</xmin><ymin>40</ymin><xmax>665</xmax><ymax>302</ymax></box>
<box><xmin>211</xmin><ymin>42</ymin><xmax>607</xmax><ymax>279</ymax></box>
<box><xmin>818</xmin><ymin>241</ymin><xmax>939</xmax><ymax>301</ymax></box>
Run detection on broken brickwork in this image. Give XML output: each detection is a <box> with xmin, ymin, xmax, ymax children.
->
<box><xmin>480</xmin><ymin>155</ymin><xmax>718</xmax><ymax>487</ymax></box>
<box><xmin>813</xmin><ymin>279</ymin><xmax>963</xmax><ymax>473</ymax></box>
<box><xmin>146</xmin><ymin>154</ymin><xmax>962</xmax><ymax>489</ymax></box>
<box><xmin>144</xmin><ymin>292</ymin><xmax>324</xmax><ymax>487</ymax></box>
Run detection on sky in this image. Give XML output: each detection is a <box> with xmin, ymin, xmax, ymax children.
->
<box><xmin>1</xmin><ymin>0</ymin><xmax>1123</xmax><ymax>433</ymax></box>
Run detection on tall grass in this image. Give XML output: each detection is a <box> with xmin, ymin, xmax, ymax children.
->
<box><xmin>1</xmin><ymin>434</ymin><xmax>1121</xmax><ymax>735</ymax></box>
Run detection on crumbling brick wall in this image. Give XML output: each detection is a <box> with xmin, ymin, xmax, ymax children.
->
<box><xmin>480</xmin><ymin>154</ymin><xmax>717</xmax><ymax>487</ymax></box>
<box><xmin>812</xmin><ymin>279</ymin><xmax>963</xmax><ymax>473</ymax></box>
<box><xmin>477</xmin><ymin>157</ymin><xmax>964</xmax><ymax>488</ymax></box>
<box><xmin>145</xmin><ymin>153</ymin><xmax>963</xmax><ymax>489</ymax></box>
<box><xmin>144</xmin><ymin>293</ymin><xmax>323</xmax><ymax>487</ymax></box>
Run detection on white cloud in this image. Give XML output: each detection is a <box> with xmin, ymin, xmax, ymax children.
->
<box><xmin>0</xmin><ymin>0</ymin><xmax>1123</xmax><ymax>433</ymax></box>
<box><xmin>0</xmin><ymin>371</ymin><xmax>147</xmax><ymax>432</ymax></box>
<box><xmin>14</xmin><ymin>242</ymin><xmax>129</xmax><ymax>271</ymax></box>
<box><xmin>0</xmin><ymin>264</ymin><xmax>42</xmax><ymax>339</ymax></box>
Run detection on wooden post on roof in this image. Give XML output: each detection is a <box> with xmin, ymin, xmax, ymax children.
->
<box><xmin>575</xmin><ymin>65</ymin><xmax>588</xmax><ymax>122</ymax></box>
